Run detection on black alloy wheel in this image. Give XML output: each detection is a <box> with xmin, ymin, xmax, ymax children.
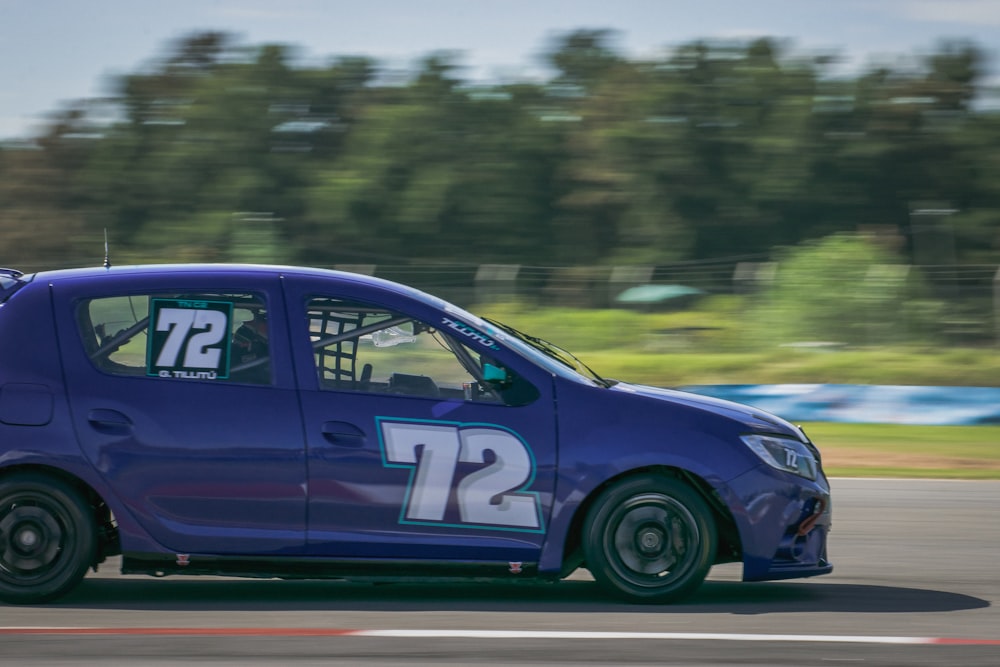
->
<box><xmin>0</xmin><ymin>473</ymin><xmax>95</xmax><ymax>604</ymax></box>
<box><xmin>583</xmin><ymin>474</ymin><xmax>716</xmax><ymax>603</ymax></box>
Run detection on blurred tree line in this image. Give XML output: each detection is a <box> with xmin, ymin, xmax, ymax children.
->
<box><xmin>1</xmin><ymin>30</ymin><xmax>998</xmax><ymax>281</ymax></box>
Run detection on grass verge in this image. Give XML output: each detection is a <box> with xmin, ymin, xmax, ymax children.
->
<box><xmin>803</xmin><ymin>422</ymin><xmax>1000</xmax><ymax>479</ymax></box>
<box><xmin>479</xmin><ymin>304</ymin><xmax>1000</xmax><ymax>477</ymax></box>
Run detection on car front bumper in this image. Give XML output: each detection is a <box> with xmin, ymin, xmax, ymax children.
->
<box><xmin>720</xmin><ymin>465</ymin><xmax>833</xmax><ymax>582</ymax></box>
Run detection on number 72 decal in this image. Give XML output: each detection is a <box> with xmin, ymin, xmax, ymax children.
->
<box><xmin>147</xmin><ymin>299</ymin><xmax>233</xmax><ymax>379</ymax></box>
<box><xmin>378</xmin><ymin>418</ymin><xmax>545</xmax><ymax>533</ymax></box>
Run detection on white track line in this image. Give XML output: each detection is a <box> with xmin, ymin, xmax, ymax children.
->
<box><xmin>1</xmin><ymin>628</ymin><xmax>998</xmax><ymax>645</ymax></box>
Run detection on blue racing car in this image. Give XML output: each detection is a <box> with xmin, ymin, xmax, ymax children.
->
<box><xmin>0</xmin><ymin>264</ymin><xmax>831</xmax><ymax>604</ymax></box>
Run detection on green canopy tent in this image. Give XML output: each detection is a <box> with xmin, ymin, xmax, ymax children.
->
<box><xmin>615</xmin><ymin>284</ymin><xmax>705</xmax><ymax>310</ymax></box>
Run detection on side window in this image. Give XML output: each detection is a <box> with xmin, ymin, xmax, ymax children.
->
<box><xmin>78</xmin><ymin>293</ymin><xmax>272</xmax><ymax>385</ymax></box>
<box><xmin>306</xmin><ymin>297</ymin><xmax>537</xmax><ymax>405</ymax></box>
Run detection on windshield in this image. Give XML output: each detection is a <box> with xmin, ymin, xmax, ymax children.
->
<box><xmin>482</xmin><ymin>317</ymin><xmax>614</xmax><ymax>387</ymax></box>
<box><xmin>441</xmin><ymin>302</ymin><xmax>600</xmax><ymax>384</ymax></box>
<box><xmin>438</xmin><ymin>303</ymin><xmax>608</xmax><ymax>386</ymax></box>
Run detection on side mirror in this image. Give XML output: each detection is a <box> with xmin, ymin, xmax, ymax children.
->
<box><xmin>482</xmin><ymin>362</ymin><xmax>509</xmax><ymax>384</ymax></box>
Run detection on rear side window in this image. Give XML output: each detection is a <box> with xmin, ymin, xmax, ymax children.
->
<box><xmin>0</xmin><ymin>269</ymin><xmax>28</xmax><ymax>303</ymax></box>
<box><xmin>77</xmin><ymin>293</ymin><xmax>272</xmax><ymax>384</ymax></box>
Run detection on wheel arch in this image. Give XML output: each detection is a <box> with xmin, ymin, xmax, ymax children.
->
<box><xmin>0</xmin><ymin>463</ymin><xmax>121</xmax><ymax>564</ymax></box>
<box><xmin>560</xmin><ymin>465</ymin><xmax>742</xmax><ymax>577</ymax></box>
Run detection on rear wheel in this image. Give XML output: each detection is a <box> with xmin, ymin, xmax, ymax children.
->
<box><xmin>0</xmin><ymin>473</ymin><xmax>95</xmax><ymax>604</ymax></box>
<box><xmin>583</xmin><ymin>474</ymin><xmax>716</xmax><ymax>603</ymax></box>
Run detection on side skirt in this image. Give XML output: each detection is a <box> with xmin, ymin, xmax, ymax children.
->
<box><xmin>121</xmin><ymin>552</ymin><xmax>547</xmax><ymax>583</ymax></box>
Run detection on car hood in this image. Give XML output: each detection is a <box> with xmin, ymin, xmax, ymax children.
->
<box><xmin>609</xmin><ymin>381</ymin><xmax>807</xmax><ymax>441</ymax></box>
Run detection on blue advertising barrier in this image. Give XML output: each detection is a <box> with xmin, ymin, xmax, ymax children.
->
<box><xmin>680</xmin><ymin>384</ymin><xmax>1000</xmax><ymax>425</ymax></box>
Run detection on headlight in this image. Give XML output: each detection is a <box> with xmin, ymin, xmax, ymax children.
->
<box><xmin>741</xmin><ymin>434</ymin><xmax>818</xmax><ymax>481</ymax></box>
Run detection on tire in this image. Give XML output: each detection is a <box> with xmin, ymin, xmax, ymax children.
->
<box><xmin>583</xmin><ymin>474</ymin><xmax>716</xmax><ymax>603</ymax></box>
<box><xmin>0</xmin><ymin>473</ymin><xmax>96</xmax><ymax>604</ymax></box>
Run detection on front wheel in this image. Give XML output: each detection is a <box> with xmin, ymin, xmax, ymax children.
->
<box><xmin>583</xmin><ymin>474</ymin><xmax>716</xmax><ymax>603</ymax></box>
<box><xmin>0</xmin><ymin>473</ymin><xmax>96</xmax><ymax>604</ymax></box>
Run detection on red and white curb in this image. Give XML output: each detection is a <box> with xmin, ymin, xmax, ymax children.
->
<box><xmin>1</xmin><ymin>628</ymin><xmax>999</xmax><ymax>645</ymax></box>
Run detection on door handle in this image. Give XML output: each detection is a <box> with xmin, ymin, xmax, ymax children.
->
<box><xmin>321</xmin><ymin>421</ymin><xmax>366</xmax><ymax>447</ymax></box>
<box><xmin>87</xmin><ymin>409</ymin><xmax>133</xmax><ymax>434</ymax></box>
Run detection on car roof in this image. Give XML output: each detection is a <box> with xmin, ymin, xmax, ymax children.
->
<box><xmin>33</xmin><ymin>263</ymin><xmax>356</xmax><ymax>282</ymax></box>
<box><xmin>26</xmin><ymin>263</ymin><xmax>447</xmax><ymax>309</ymax></box>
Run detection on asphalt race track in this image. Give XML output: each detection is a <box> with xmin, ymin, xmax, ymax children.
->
<box><xmin>2</xmin><ymin>478</ymin><xmax>998</xmax><ymax>666</ymax></box>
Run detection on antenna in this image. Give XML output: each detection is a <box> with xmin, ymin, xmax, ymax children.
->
<box><xmin>103</xmin><ymin>228</ymin><xmax>111</xmax><ymax>269</ymax></box>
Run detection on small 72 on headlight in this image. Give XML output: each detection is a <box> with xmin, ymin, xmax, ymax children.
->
<box><xmin>740</xmin><ymin>434</ymin><xmax>818</xmax><ymax>481</ymax></box>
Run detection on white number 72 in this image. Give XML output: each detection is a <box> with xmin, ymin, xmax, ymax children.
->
<box><xmin>380</xmin><ymin>420</ymin><xmax>543</xmax><ymax>531</ymax></box>
<box><xmin>154</xmin><ymin>307</ymin><xmax>228</xmax><ymax>368</ymax></box>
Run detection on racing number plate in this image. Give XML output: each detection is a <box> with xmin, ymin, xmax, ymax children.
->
<box><xmin>147</xmin><ymin>298</ymin><xmax>233</xmax><ymax>380</ymax></box>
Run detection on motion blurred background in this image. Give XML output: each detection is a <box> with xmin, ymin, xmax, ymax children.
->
<box><xmin>2</xmin><ymin>1</ymin><xmax>999</xmax><ymax>389</ymax></box>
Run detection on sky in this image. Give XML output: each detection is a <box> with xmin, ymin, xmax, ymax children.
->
<box><xmin>1</xmin><ymin>0</ymin><xmax>998</xmax><ymax>140</ymax></box>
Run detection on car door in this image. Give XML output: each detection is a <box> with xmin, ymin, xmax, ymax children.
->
<box><xmin>283</xmin><ymin>276</ymin><xmax>558</xmax><ymax>565</ymax></box>
<box><xmin>53</xmin><ymin>272</ymin><xmax>307</xmax><ymax>555</ymax></box>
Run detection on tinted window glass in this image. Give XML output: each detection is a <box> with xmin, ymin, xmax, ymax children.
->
<box><xmin>0</xmin><ymin>269</ymin><xmax>28</xmax><ymax>303</ymax></box>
